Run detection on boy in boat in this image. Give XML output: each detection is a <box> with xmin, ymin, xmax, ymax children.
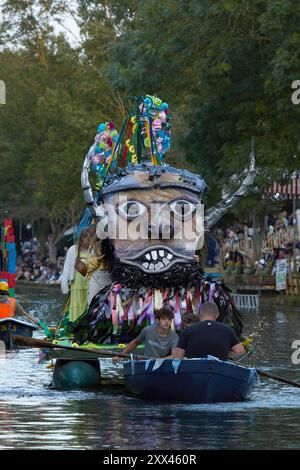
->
<box><xmin>172</xmin><ymin>301</ymin><xmax>245</xmax><ymax>361</ymax></box>
<box><xmin>112</xmin><ymin>306</ymin><xmax>178</xmax><ymax>363</ymax></box>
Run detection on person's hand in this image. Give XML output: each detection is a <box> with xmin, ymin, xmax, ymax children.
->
<box><xmin>112</xmin><ymin>355</ymin><xmax>122</xmax><ymax>364</ymax></box>
<box><xmin>193</xmin><ymin>254</ymin><xmax>199</xmax><ymax>262</ymax></box>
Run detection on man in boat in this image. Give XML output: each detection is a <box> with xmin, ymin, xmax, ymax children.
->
<box><xmin>0</xmin><ymin>281</ymin><xmax>26</xmax><ymax>317</ymax></box>
<box><xmin>112</xmin><ymin>306</ymin><xmax>178</xmax><ymax>363</ymax></box>
<box><xmin>172</xmin><ymin>301</ymin><xmax>245</xmax><ymax>361</ymax></box>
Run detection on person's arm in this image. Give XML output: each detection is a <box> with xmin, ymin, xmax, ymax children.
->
<box><xmin>112</xmin><ymin>338</ymin><xmax>141</xmax><ymax>364</ymax></box>
<box><xmin>171</xmin><ymin>329</ymin><xmax>187</xmax><ymax>358</ymax></box>
<box><xmin>172</xmin><ymin>347</ymin><xmax>185</xmax><ymax>359</ymax></box>
<box><xmin>164</xmin><ymin>333</ymin><xmax>180</xmax><ymax>358</ymax></box>
<box><xmin>228</xmin><ymin>342</ymin><xmax>246</xmax><ymax>359</ymax></box>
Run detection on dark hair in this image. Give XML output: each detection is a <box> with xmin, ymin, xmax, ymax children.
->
<box><xmin>154</xmin><ymin>306</ymin><xmax>174</xmax><ymax>320</ymax></box>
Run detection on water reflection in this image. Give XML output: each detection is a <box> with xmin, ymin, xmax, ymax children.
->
<box><xmin>0</xmin><ymin>287</ymin><xmax>300</xmax><ymax>449</ymax></box>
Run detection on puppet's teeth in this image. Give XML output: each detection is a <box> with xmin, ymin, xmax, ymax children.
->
<box><xmin>163</xmin><ymin>258</ymin><xmax>170</xmax><ymax>266</ymax></box>
<box><xmin>151</xmin><ymin>251</ymin><xmax>158</xmax><ymax>260</ymax></box>
<box><xmin>154</xmin><ymin>263</ymin><xmax>161</xmax><ymax>270</ymax></box>
<box><xmin>159</xmin><ymin>250</ymin><xmax>165</xmax><ymax>257</ymax></box>
<box><xmin>157</xmin><ymin>262</ymin><xmax>164</xmax><ymax>269</ymax></box>
<box><xmin>142</xmin><ymin>262</ymin><xmax>149</xmax><ymax>268</ymax></box>
<box><xmin>145</xmin><ymin>253</ymin><xmax>151</xmax><ymax>260</ymax></box>
<box><xmin>167</xmin><ymin>253</ymin><xmax>173</xmax><ymax>260</ymax></box>
<box><xmin>149</xmin><ymin>263</ymin><xmax>155</xmax><ymax>270</ymax></box>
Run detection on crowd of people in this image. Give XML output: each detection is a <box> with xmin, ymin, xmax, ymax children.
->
<box><xmin>221</xmin><ymin>209</ymin><xmax>300</xmax><ymax>275</ymax></box>
<box><xmin>15</xmin><ymin>237</ymin><xmax>65</xmax><ymax>284</ymax></box>
<box><xmin>14</xmin><ymin>208</ymin><xmax>300</xmax><ymax>285</ymax></box>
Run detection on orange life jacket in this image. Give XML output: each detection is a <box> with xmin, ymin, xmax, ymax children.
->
<box><xmin>0</xmin><ymin>297</ymin><xmax>16</xmax><ymax>319</ymax></box>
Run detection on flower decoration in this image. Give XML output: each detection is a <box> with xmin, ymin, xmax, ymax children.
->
<box><xmin>140</xmin><ymin>94</ymin><xmax>172</xmax><ymax>162</ymax></box>
<box><xmin>89</xmin><ymin>121</ymin><xmax>119</xmax><ymax>190</ymax></box>
<box><xmin>242</xmin><ymin>335</ymin><xmax>254</xmax><ymax>352</ymax></box>
<box><xmin>86</xmin><ymin>96</ymin><xmax>172</xmax><ymax>193</ymax></box>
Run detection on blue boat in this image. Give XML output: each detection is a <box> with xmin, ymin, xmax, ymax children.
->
<box><xmin>0</xmin><ymin>318</ymin><xmax>37</xmax><ymax>350</ymax></box>
<box><xmin>123</xmin><ymin>357</ymin><xmax>258</xmax><ymax>403</ymax></box>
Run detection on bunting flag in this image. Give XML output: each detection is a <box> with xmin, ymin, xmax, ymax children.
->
<box><xmin>265</xmin><ymin>174</ymin><xmax>300</xmax><ymax>199</ymax></box>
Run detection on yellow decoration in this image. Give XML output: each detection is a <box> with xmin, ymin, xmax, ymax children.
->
<box><xmin>72</xmin><ymin>343</ymin><xmax>79</xmax><ymax>348</ymax></box>
<box><xmin>0</xmin><ymin>281</ymin><xmax>8</xmax><ymax>292</ymax></box>
<box><xmin>126</xmin><ymin>139</ymin><xmax>130</xmax><ymax>147</ymax></box>
<box><xmin>129</xmin><ymin>145</ymin><xmax>135</xmax><ymax>153</ymax></box>
<box><xmin>118</xmin><ymin>343</ymin><xmax>126</xmax><ymax>348</ymax></box>
<box><xmin>131</xmin><ymin>154</ymin><xmax>138</xmax><ymax>164</ymax></box>
<box><xmin>52</xmin><ymin>339</ymin><xmax>58</xmax><ymax>344</ymax></box>
<box><xmin>130</xmin><ymin>117</ymin><xmax>136</xmax><ymax>124</ymax></box>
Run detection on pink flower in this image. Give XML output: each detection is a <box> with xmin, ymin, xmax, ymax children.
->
<box><xmin>152</xmin><ymin>119</ymin><xmax>162</xmax><ymax>131</ymax></box>
<box><xmin>159</xmin><ymin>111</ymin><xmax>166</xmax><ymax>122</ymax></box>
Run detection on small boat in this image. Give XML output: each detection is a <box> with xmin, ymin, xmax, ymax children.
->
<box><xmin>0</xmin><ymin>318</ymin><xmax>37</xmax><ymax>350</ymax></box>
<box><xmin>123</xmin><ymin>357</ymin><xmax>258</xmax><ymax>403</ymax></box>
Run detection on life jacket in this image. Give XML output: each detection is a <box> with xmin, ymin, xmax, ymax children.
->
<box><xmin>0</xmin><ymin>297</ymin><xmax>16</xmax><ymax>319</ymax></box>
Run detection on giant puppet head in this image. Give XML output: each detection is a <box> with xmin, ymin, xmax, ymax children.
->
<box><xmin>81</xmin><ymin>95</ymin><xmax>255</xmax><ymax>288</ymax></box>
<box><xmin>69</xmin><ymin>95</ymin><xmax>255</xmax><ymax>344</ymax></box>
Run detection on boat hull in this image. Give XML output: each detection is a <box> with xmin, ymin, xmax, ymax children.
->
<box><xmin>123</xmin><ymin>358</ymin><xmax>258</xmax><ymax>403</ymax></box>
<box><xmin>0</xmin><ymin>318</ymin><xmax>37</xmax><ymax>350</ymax></box>
<box><xmin>53</xmin><ymin>359</ymin><xmax>101</xmax><ymax>389</ymax></box>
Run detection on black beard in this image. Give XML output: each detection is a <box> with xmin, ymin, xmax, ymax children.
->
<box><xmin>111</xmin><ymin>260</ymin><xmax>205</xmax><ymax>289</ymax></box>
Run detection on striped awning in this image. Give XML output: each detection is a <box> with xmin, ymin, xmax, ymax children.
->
<box><xmin>266</xmin><ymin>175</ymin><xmax>300</xmax><ymax>197</ymax></box>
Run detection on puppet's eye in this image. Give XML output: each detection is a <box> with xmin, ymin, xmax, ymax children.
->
<box><xmin>169</xmin><ymin>199</ymin><xmax>196</xmax><ymax>220</ymax></box>
<box><xmin>117</xmin><ymin>201</ymin><xmax>147</xmax><ymax>220</ymax></box>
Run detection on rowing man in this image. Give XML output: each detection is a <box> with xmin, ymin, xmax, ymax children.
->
<box><xmin>172</xmin><ymin>301</ymin><xmax>245</xmax><ymax>361</ymax></box>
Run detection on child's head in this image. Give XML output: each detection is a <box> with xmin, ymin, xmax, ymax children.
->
<box><xmin>154</xmin><ymin>306</ymin><xmax>174</xmax><ymax>329</ymax></box>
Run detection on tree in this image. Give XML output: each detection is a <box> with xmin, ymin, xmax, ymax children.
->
<box><xmin>0</xmin><ymin>31</ymin><xmax>122</xmax><ymax>259</ymax></box>
<box><xmin>99</xmin><ymin>0</ymin><xmax>300</xmax><ymax>208</ymax></box>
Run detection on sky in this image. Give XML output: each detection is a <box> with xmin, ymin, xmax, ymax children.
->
<box><xmin>0</xmin><ymin>0</ymin><xmax>82</xmax><ymax>46</ymax></box>
<box><xmin>54</xmin><ymin>10</ymin><xmax>81</xmax><ymax>46</ymax></box>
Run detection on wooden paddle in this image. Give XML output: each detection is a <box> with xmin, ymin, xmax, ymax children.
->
<box><xmin>12</xmin><ymin>335</ymin><xmax>149</xmax><ymax>360</ymax></box>
<box><xmin>254</xmin><ymin>368</ymin><xmax>300</xmax><ymax>389</ymax></box>
<box><xmin>20</xmin><ymin>309</ymin><xmax>51</xmax><ymax>335</ymax></box>
<box><xmin>231</xmin><ymin>355</ymin><xmax>300</xmax><ymax>389</ymax></box>
<box><xmin>21</xmin><ymin>310</ymin><xmax>44</xmax><ymax>329</ymax></box>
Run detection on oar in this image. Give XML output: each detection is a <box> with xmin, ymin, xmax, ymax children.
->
<box><xmin>20</xmin><ymin>310</ymin><xmax>50</xmax><ymax>335</ymax></box>
<box><xmin>255</xmin><ymin>368</ymin><xmax>300</xmax><ymax>389</ymax></box>
<box><xmin>233</xmin><ymin>357</ymin><xmax>300</xmax><ymax>389</ymax></box>
<box><xmin>12</xmin><ymin>335</ymin><xmax>149</xmax><ymax>360</ymax></box>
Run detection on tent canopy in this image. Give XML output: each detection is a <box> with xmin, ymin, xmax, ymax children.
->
<box><xmin>266</xmin><ymin>173</ymin><xmax>300</xmax><ymax>198</ymax></box>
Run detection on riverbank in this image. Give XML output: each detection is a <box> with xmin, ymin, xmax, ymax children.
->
<box><xmin>16</xmin><ymin>280</ymin><xmax>61</xmax><ymax>290</ymax></box>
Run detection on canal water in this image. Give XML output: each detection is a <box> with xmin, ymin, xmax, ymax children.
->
<box><xmin>0</xmin><ymin>286</ymin><xmax>299</xmax><ymax>450</ymax></box>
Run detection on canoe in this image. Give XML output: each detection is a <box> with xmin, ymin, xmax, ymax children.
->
<box><xmin>123</xmin><ymin>357</ymin><xmax>258</xmax><ymax>403</ymax></box>
<box><xmin>0</xmin><ymin>318</ymin><xmax>37</xmax><ymax>350</ymax></box>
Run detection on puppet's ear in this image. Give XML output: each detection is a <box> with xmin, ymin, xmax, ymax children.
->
<box><xmin>96</xmin><ymin>204</ymin><xmax>108</xmax><ymax>240</ymax></box>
